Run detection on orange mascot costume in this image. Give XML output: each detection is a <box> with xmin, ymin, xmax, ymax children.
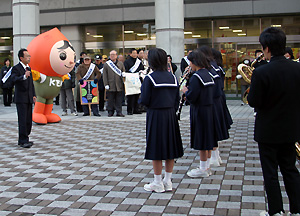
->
<box><xmin>27</xmin><ymin>28</ymin><xmax>76</xmax><ymax>124</ymax></box>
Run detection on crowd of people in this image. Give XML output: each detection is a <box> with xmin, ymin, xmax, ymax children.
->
<box><xmin>1</xmin><ymin>26</ymin><xmax>300</xmax><ymax>216</ymax></box>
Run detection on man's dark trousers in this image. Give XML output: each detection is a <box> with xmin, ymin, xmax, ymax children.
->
<box><xmin>16</xmin><ymin>103</ymin><xmax>32</xmax><ymax>144</ymax></box>
<box><xmin>258</xmin><ymin>142</ymin><xmax>300</xmax><ymax>215</ymax></box>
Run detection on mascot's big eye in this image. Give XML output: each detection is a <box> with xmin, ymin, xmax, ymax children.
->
<box><xmin>59</xmin><ymin>52</ymin><xmax>67</xmax><ymax>61</ymax></box>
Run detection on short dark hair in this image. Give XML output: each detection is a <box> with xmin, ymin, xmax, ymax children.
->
<box><xmin>198</xmin><ymin>45</ymin><xmax>214</xmax><ymax>62</ymax></box>
<box><xmin>285</xmin><ymin>47</ymin><xmax>294</xmax><ymax>59</ymax></box>
<box><xmin>3</xmin><ymin>58</ymin><xmax>10</xmax><ymax>65</ymax></box>
<box><xmin>80</xmin><ymin>51</ymin><xmax>87</xmax><ymax>57</ymax></box>
<box><xmin>187</xmin><ymin>49</ymin><xmax>210</xmax><ymax>69</ymax></box>
<box><xmin>211</xmin><ymin>48</ymin><xmax>223</xmax><ymax>67</ymax></box>
<box><xmin>148</xmin><ymin>48</ymin><xmax>168</xmax><ymax>71</ymax></box>
<box><xmin>255</xmin><ymin>50</ymin><xmax>263</xmax><ymax>56</ymax></box>
<box><xmin>18</xmin><ymin>48</ymin><xmax>28</xmax><ymax>61</ymax></box>
<box><xmin>259</xmin><ymin>27</ymin><xmax>286</xmax><ymax>56</ymax></box>
<box><xmin>167</xmin><ymin>55</ymin><xmax>172</xmax><ymax>60</ymax></box>
<box><xmin>130</xmin><ymin>48</ymin><xmax>137</xmax><ymax>54</ymax></box>
<box><xmin>137</xmin><ymin>49</ymin><xmax>144</xmax><ymax>54</ymax></box>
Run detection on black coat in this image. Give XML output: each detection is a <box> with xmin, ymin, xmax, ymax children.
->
<box><xmin>0</xmin><ymin>66</ymin><xmax>13</xmax><ymax>89</ymax></box>
<box><xmin>124</xmin><ymin>56</ymin><xmax>144</xmax><ymax>72</ymax></box>
<box><xmin>248</xmin><ymin>55</ymin><xmax>300</xmax><ymax>143</ymax></box>
<box><xmin>11</xmin><ymin>63</ymin><xmax>35</xmax><ymax>104</ymax></box>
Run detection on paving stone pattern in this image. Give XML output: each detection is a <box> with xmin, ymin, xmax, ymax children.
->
<box><xmin>0</xmin><ymin>101</ymin><xmax>297</xmax><ymax>215</ymax></box>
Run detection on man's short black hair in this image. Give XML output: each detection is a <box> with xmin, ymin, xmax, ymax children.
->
<box><xmin>259</xmin><ymin>27</ymin><xmax>286</xmax><ymax>56</ymax></box>
<box><xmin>167</xmin><ymin>55</ymin><xmax>172</xmax><ymax>61</ymax></box>
<box><xmin>130</xmin><ymin>48</ymin><xmax>137</xmax><ymax>54</ymax></box>
<box><xmin>18</xmin><ymin>48</ymin><xmax>28</xmax><ymax>61</ymax></box>
<box><xmin>285</xmin><ymin>47</ymin><xmax>294</xmax><ymax>59</ymax></box>
<box><xmin>80</xmin><ymin>51</ymin><xmax>87</xmax><ymax>57</ymax></box>
<box><xmin>255</xmin><ymin>50</ymin><xmax>263</xmax><ymax>56</ymax></box>
<box><xmin>148</xmin><ymin>48</ymin><xmax>168</xmax><ymax>71</ymax></box>
<box><xmin>187</xmin><ymin>49</ymin><xmax>210</xmax><ymax>69</ymax></box>
<box><xmin>137</xmin><ymin>49</ymin><xmax>144</xmax><ymax>54</ymax></box>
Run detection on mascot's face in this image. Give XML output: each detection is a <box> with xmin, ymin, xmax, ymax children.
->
<box><xmin>50</xmin><ymin>40</ymin><xmax>76</xmax><ymax>75</ymax></box>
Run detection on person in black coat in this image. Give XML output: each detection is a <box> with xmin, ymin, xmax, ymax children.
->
<box><xmin>180</xmin><ymin>49</ymin><xmax>192</xmax><ymax>74</ymax></box>
<box><xmin>182</xmin><ymin>49</ymin><xmax>216</xmax><ymax>178</ymax></box>
<box><xmin>139</xmin><ymin>48</ymin><xmax>183</xmax><ymax>193</ymax></box>
<box><xmin>167</xmin><ymin>55</ymin><xmax>177</xmax><ymax>74</ymax></box>
<box><xmin>11</xmin><ymin>49</ymin><xmax>36</xmax><ymax>148</ymax></box>
<box><xmin>0</xmin><ymin>58</ymin><xmax>13</xmax><ymax>106</ymax></box>
<box><xmin>124</xmin><ymin>48</ymin><xmax>144</xmax><ymax>115</ymax></box>
<box><xmin>95</xmin><ymin>54</ymin><xmax>105</xmax><ymax>112</ymax></box>
<box><xmin>248</xmin><ymin>27</ymin><xmax>300</xmax><ymax>216</ymax></box>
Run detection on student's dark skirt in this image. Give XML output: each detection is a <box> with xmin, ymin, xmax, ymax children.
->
<box><xmin>190</xmin><ymin>105</ymin><xmax>216</xmax><ymax>150</ymax></box>
<box><xmin>213</xmin><ymin>97</ymin><xmax>230</xmax><ymax>143</ymax></box>
<box><xmin>145</xmin><ymin>108</ymin><xmax>183</xmax><ymax>160</ymax></box>
<box><xmin>221</xmin><ymin>93</ymin><xmax>233</xmax><ymax>130</ymax></box>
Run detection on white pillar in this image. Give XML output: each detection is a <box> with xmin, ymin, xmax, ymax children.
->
<box><xmin>60</xmin><ymin>25</ymin><xmax>83</xmax><ymax>60</ymax></box>
<box><xmin>155</xmin><ymin>0</ymin><xmax>184</xmax><ymax>68</ymax></box>
<box><xmin>13</xmin><ymin>0</ymin><xmax>40</xmax><ymax>64</ymax></box>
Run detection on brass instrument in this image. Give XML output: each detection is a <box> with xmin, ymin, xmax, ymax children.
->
<box><xmin>237</xmin><ymin>53</ymin><xmax>264</xmax><ymax>104</ymax></box>
<box><xmin>296</xmin><ymin>141</ymin><xmax>300</xmax><ymax>161</ymax></box>
<box><xmin>177</xmin><ymin>66</ymin><xmax>192</xmax><ymax>120</ymax></box>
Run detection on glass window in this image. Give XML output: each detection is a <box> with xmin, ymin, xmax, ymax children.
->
<box><xmin>214</xmin><ymin>18</ymin><xmax>260</xmax><ymax>38</ymax></box>
<box><xmin>261</xmin><ymin>16</ymin><xmax>300</xmax><ymax>35</ymax></box>
<box><xmin>0</xmin><ymin>29</ymin><xmax>12</xmax><ymax>46</ymax></box>
<box><xmin>184</xmin><ymin>20</ymin><xmax>211</xmax><ymax>39</ymax></box>
<box><xmin>124</xmin><ymin>22</ymin><xmax>155</xmax><ymax>41</ymax></box>
<box><xmin>85</xmin><ymin>24</ymin><xmax>123</xmax><ymax>42</ymax></box>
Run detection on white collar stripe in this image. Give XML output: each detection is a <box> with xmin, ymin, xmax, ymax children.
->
<box><xmin>147</xmin><ymin>73</ymin><xmax>178</xmax><ymax>87</ymax></box>
<box><xmin>193</xmin><ymin>73</ymin><xmax>215</xmax><ymax>86</ymax></box>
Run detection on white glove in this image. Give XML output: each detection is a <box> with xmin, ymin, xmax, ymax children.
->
<box><xmin>122</xmin><ymin>72</ymin><xmax>126</xmax><ymax>77</ymax></box>
<box><xmin>236</xmin><ymin>75</ymin><xmax>242</xmax><ymax>79</ymax></box>
<box><xmin>105</xmin><ymin>85</ymin><xmax>109</xmax><ymax>90</ymax></box>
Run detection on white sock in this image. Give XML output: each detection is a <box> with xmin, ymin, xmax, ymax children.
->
<box><xmin>211</xmin><ymin>150</ymin><xmax>217</xmax><ymax>160</ymax></box>
<box><xmin>216</xmin><ymin>148</ymin><xmax>220</xmax><ymax>159</ymax></box>
<box><xmin>200</xmin><ymin>161</ymin><xmax>207</xmax><ymax>170</ymax></box>
<box><xmin>206</xmin><ymin>158</ymin><xmax>211</xmax><ymax>169</ymax></box>
<box><xmin>163</xmin><ymin>172</ymin><xmax>172</xmax><ymax>183</ymax></box>
<box><xmin>154</xmin><ymin>174</ymin><xmax>162</xmax><ymax>184</ymax></box>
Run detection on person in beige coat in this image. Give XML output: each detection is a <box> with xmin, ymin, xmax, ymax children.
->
<box><xmin>102</xmin><ymin>50</ymin><xmax>125</xmax><ymax>117</ymax></box>
<box><xmin>76</xmin><ymin>55</ymin><xmax>101</xmax><ymax>116</ymax></box>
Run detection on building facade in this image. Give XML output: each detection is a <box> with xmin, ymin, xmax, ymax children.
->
<box><xmin>0</xmin><ymin>0</ymin><xmax>299</xmax><ymax>93</ymax></box>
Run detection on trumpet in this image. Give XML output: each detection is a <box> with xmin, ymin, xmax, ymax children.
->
<box><xmin>237</xmin><ymin>53</ymin><xmax>264</xmax><ymax>104</ymax></box>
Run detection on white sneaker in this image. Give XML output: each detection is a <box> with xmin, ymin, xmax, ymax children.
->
<box><xmin>207</xmin><ymin>168</ymin><xmax>212</xmax><ymax>176</ymax></box>
<box><xmin>187</xmin><ymin>168</ymin><xmax>209</xmax><ymax>178</ymax></box>
<box><xmin>144</xmin><ymin>181</ymin><xmax>165</xmax><ymax>193</ymax></box>
<box><xmin>71</xmin><ymin>112</ymin><xmax>78</xmax><ymax>116</ymax></box>
<box><xmin>62</xmin><ymin>111</ymin><xmax>67</xmax><ymax>116</ymax></box>
<box><xmin>260</xmin><ymin>211</ymin><xmax>284</xmax><ymax>216</ymax></box>
<box><xmin>163</xmin><ymin>181</ymin><xmax>172</xmax><ymax>192</ymax></box>
<box><xmin>210</xmin><ymin>159</ymin><xmax>220</xmax><ymax>167</ymax></box>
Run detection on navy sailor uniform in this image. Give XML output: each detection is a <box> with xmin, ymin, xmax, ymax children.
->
<box><xmin>186</xmin><ymin>68</ymin><xmax>216</xmax><ymax>150</ymax></box>
<box><xmin>139</xmin><ymin>70</ymin><xmax>183</xmax><ymax>160</ymax></box>
<box><xmin>209</xmin><ymin>61</ymin><xmax>230</xmax><ymax>142</ymax></box>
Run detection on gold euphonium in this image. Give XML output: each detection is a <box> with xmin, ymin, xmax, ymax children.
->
<box><xmin>237</xmin><ymin>53</ymin><xmax>264</xmax><ymax>104</ymax></box>
<box><xmin>296</xmin><ymin>141</ymin><xmax>300</xmax><ymax>161</ymax></box>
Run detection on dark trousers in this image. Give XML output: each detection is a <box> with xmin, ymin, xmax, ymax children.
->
<box><xmin>258</xmin><ymin>142</ymin><xmax>300</xmax><ymax>215</ymax></box>
<box><xmin>82</xmin><ymin>104</ymin><xmax>99</xmax><ymax>115</ymax></box>
<box><xmin>127</xmin><ymin>94</ymin><xmax>140</xmax><ymax>113</ymax></box>
<box><xmin>107</xmin><ymin>91</ymin><xmax>123</xmax><ymax>115</ymax></box>
<box><xmin>98</xmin><ymin>88</ymin><xmax>105</xmax><ymax>111</ymax></box>
<box><xmin>3</xmin><ymin>88</ymin><xmax>13</xmax><ymax>106</ymax></box>
<box><xmin>16</xmin><ymin>103</ymin><xmax>32</xmax><ymax>144</ymax></box>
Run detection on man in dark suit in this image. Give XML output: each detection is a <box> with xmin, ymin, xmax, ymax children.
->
<box><xmin>11</xmin><ymin>49</ymin><xmax>36</xmax><ymax>148</ymax></box>
<box><xmin>248</xmin><ymin>27</ymin><xmax>300</xmax><ymax>216</ymax></box>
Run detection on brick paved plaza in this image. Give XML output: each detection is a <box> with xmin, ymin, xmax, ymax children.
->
<box><xmin>0</xmin><ymin>101</ymin><xmax>296</xmax><ymax>216</ymax></box>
